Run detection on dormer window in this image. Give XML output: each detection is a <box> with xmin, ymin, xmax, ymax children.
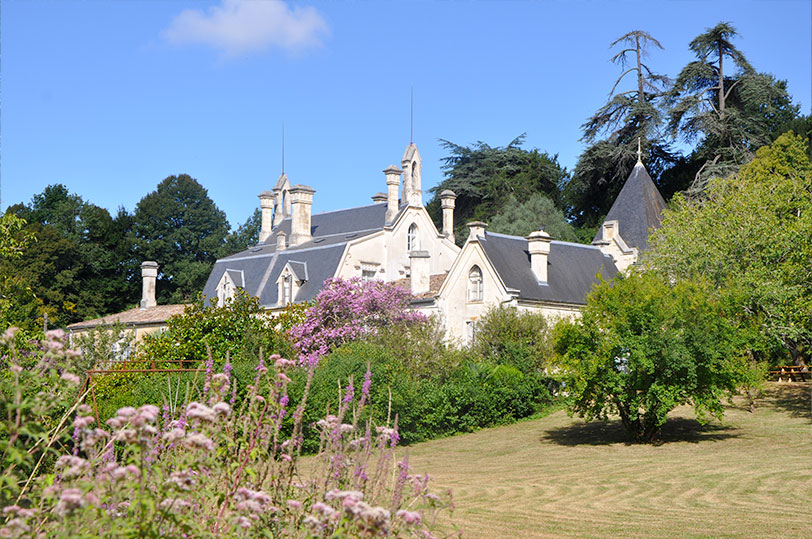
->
<box><xmin>282</xmin><ymin>274</ymin><xmax>292</xmax><ymax>306</ymax></box>
<box><xmin>216</xmin><ymin>271</ymin><xmax>242</xmax><ymax>305</ymax></box>
<box><xmin>468</xmin><ymin>265</ymin><xmax>483</xmax><ymax>302</ymax></box>
<box><xmin>407</xmin><ymin>223</ymin><xmax>419</xmax><ymax>251</ymax></box>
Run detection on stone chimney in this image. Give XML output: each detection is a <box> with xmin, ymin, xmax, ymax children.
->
<box><xmin>289</xmin><ymin>185</ymin><xmax>315</xmax><ymax>246</ymax></box>
<box><xmin>383</xmin><ymin>165</ymin><xmax>402</xmax><ymax>224</ymax></box>
<box><xmin>371</xmin><ymin>192</ymin><xmax>387</xmax><ymax>204</ymax></box>
<box><xmin>277</xmin><ymin>230</ymin><xmax>287</xmax><ymax>251</ymax></box>
<box><xmin>140</xmin><ymin>261</ymin><xmax>158</xmax><ymax>309</ymax></box>
<box><xmin>409</xmin><ymin>250</ymin><xmax>431</xmax><ymax>295</ymax></box>
<box><xmin>527</xmin><ymin>229</ymin><xmax>552</xmax><ymax>283</ymax></box>
<box><xmin>467</xmin><ymin>221</ymin><xmax>488</xmax><ymax>241</ymax></box>
<box><xmin>258</xmin><ymin>190</ymin><xmax>274</xmax><ymax>243</ymax></box>
<box><xmin>439</xmin><ymin>190</ymin><xmax>457</xmax><ymax>242</ymax></box>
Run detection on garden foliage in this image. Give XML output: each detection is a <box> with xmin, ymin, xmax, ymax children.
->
<box><xmin>289</xmin><ymin>278</ymin><xmax>426</xmax><ymax>367</ymax></box>
<box><xmin>0</xmin><ymin>330</ymin><xmax>455</xmax><ymax>537</ymax></box>
<box><xmin>646</xmin><ymin>132</ymin><xmax>812</xmax><ymax>364</ymax></box>
<box><xmin>553</xmin><ymin>271</ymin><xmax>748</xmax><ymax>443</ymax></box>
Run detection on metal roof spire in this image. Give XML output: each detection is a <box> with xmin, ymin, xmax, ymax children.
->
<box><xmin>637</xmin><ymin>137</ymin><xmax>642</xmax><ymax>165</ymax></box>
<box><xmin>410</xmin><ymin>85</ymin><xmax>414</xmax><ymax>145</ymax></box>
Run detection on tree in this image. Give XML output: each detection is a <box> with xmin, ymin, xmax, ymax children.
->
<box><xmin>667</xmin><ymin>22</ymin><xmax>799</xmax><ymax>192</ymax></box>
<box><xmin>131</xmin><ymin>174</ymin><xmax>229</xmax><ymax>304</ymax></box>
<box><xmin>553</xmin><ymin>271</ymin><xmax>746</xmax><ymax>443</ymax></box>
<box><xmin>426</xmin><ymin>136</ymin><xmax>569</xmax><ymax>244</ymax></box>
<box><xmin>3</xmin><ymin>186</ymin><xmax>136</xmax><ymax>326</ymax></box>
<box><xmin>646</xmin><ymin>132</ymin><xmax>812</xmax><ymax>365</ymax></box>
<box><xmin>567</xmin><ymin>30</ymin><xmax>677</xmax><ymax>228</ymax></box>
<box><xmin>489</xmin><ymin>193</ymin><xmax>577</xmax><ymax>242</ymax></box>
<box><xmin>224</xmin><ymin>208</ymin><xmax>261</xmax><ymax>254</ymax></box>
<box><xmin>0</xmin><ymin>214</ymin><xmax>46</xmax><ymax>334</ymax></box>
<box><xmin>134</xmin><ymin>290</ymin><xmax>297</xmax><ymax>366</ymax></box>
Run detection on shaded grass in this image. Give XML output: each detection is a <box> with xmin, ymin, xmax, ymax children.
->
<box><xmin>403</xmin><ymin>382</ymin><xmax>812</xmax><ymax>538</ymax></box>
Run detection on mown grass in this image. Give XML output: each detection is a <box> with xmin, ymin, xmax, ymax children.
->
<box><xmin>403</xmin><ymin>382</ymin><xmax>811</xmax><ymax>538</ymax></box>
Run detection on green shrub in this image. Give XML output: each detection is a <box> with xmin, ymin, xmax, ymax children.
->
<box><xmin>473</xmin><ymin>305</ymin><xmax>553</xmax><ymax>375</ymax></box>
<box><xmin>553</xmin><ymin>271</ymin><xmax>749</xmax><ymax>443</ymax></box>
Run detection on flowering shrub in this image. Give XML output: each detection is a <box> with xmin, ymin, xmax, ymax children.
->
<box><xmin>0</xmin><ymin>328</ymin><xmax>82</xmax><ymax>508</ymax></box>
<box><xmin>289</xmin><ymin>278</ymin><xmax>427</xmax><ymax>367</ymax></box>
<box><xmin>1</xmin><ymin>330</ymin><xmax>455</xmax><ymax>537</ymax></box>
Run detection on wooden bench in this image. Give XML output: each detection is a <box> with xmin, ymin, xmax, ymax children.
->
<box><xmin>769</xmin><ymin>365</ymin><xmax>809</xmax><ymax>382</ymax></box>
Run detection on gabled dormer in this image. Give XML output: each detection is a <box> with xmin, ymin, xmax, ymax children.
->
<box><xmin>216</xmin><ymin>269</ymin><xmax>245</xmax><ymax>305</ymax></box>
<box><xmin>276</xmin><ymin>261</ymin><xmax>308</xmax><ymax>307</ymax></box>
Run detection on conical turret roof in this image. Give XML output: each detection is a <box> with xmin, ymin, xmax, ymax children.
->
<box><xmin>593</xmin><ymin>161</ymin><xmax>667</xmax><ymax>252</ymax></box>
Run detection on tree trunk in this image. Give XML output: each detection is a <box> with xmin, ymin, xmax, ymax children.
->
<box><xmin>718</xmin><ymin>41</ymin><xmax>725</xmax><ymax>112</ymax></box>
<box><xmin>636</xmin><ymin>34</ymin><xmax>644</xmax><ymax>106</ymax></box>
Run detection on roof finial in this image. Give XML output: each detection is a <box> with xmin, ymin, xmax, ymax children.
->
<box><xmin>636</xmin><ymin>137</ymin><xmax>642</xmax><ymax>165</ymax></box>
<box><xmin>410</xmin><ymin>85</ymin><xmax>414</xmax><ymax>145</ymax></box>
<box><xmin>282</xmin><ymin>122</ymin><xmax>285</xmax><ymax>174</ymax></box>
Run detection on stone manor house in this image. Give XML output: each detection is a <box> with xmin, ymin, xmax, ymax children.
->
<box><xmin>200</xmin><ymin>142</ymin><xmax>667</xmax><ymax>343</ymax></box>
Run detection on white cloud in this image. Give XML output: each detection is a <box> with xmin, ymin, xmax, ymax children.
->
<box><xmin>162</xmin><ymin>0</ymin><xmax>329</xmax><ymax>58</ymax></box>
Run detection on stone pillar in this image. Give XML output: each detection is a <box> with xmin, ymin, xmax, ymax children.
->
<box><xmin>466</xmin><ymin>221</ymin><xmax>488</xmax><ymax>242</ymax></box>
<box><xmin>272</xmin><ymin>187</ymin><xmax>284</xmax><ymax>227</ymax></box>
<box><xmin>277</xmin><ymin>230</ymin><xmax>287</xmax><ymax>251</ymax></box>
<box><xmin>140</xmin><ymin>261</ymin><xmax>159</xmax><ymax>309</ymax></box>
<box><xmin>527</xmin><ymin>229</ymin><xmax>552</xmax><ymax>283</ymax></box>
<box><xmin>289</xmin><ymin>185</ymin><xmax>315</xmax><ymax>247</ymax></box>
<box><xmin>440</xmin><ymin>190</ymin><xmax>457</xmax><ymax>242</ymax></box>
<box><xmin>258</xmin><ymin>190</ymin><xmax>274</xmax><ymax>243</ymax></box>
<box><xmin>383</xmin><ymin>165</ymin><xmax>402</xmax><ymax>224</ymax></box>
<box><xmin>409</xmin><ymin>250</ymin><xmax>431</xmax><ymax>295</ymax></box>
<box><xmin>371</xmin><ymin>192</ymin><xmax>387</xmax><ymax>204</ymax></box>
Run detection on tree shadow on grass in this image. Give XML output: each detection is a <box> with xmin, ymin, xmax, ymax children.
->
<box><xmin>760</xmin><ymin>383</ymin><xmax>812</xmax><ymax>422</ymax></box>
<box><xmin>541</xmin><ymin>417</ymin><xmax>739</xmax><ymax>446</ymax></box>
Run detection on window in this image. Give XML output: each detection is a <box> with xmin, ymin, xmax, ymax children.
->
<box><xmin>217</xmin><ymin>278</ymin><xmax>233</xmax><ymax>305</ymax></box>
<box><xmin>407</xmin><ymin>223</ymin><xmax>419</xmax><ymax>251</ymax></box>
<box><xmin>468</xmin><ymin>265</ymin><xmax>483</xmax><ymax>302</ymax></box>
<box><xmin>283</xmin><ymin>274</ymin><xmax>292</xmax><ymax>306</ymax></box>
<box><xmin>362</xmin><ymin>269</ymin><xmax>377</xmax><ymax>281</ymax></box>
<box><xmin>466</xmin><ymin>320</ymin><xmax>477</xmax><ymax>345</ymax></box>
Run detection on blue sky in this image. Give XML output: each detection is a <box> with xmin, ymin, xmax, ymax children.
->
<box><xmin>2</xmin><ymin>0</ymin><xmax>810</xmax><ymax>230</ymax></box>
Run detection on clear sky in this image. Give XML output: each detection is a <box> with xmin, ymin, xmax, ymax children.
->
<box><xmin>2</xmin><ymin>0</ymin><xmax>810</xmax><ymax>229</ymax></box>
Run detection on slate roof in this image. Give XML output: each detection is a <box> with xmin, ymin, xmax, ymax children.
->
<box><xmin>479</xmin><ymin>232</ymin><xmax>618</xmax><ymax>305</ymax></box>
<box><xmin>268</xmin><ymin>202</ymin><xmax>391</xmax><ymax>243</ymax></box>
<box><xmin>593</xmin><ymin>162</ymin><xmax>667</xmax><ymax>252</ymax></box>
<box><xmin>203</xmin><ymin>201</ymin><xmax>404</xmax><ymax>307</ymax></box>
<box><xmin>67</xmin><ymin>304</ymin><xmax>190</xmax><ymax>330</ymax></box>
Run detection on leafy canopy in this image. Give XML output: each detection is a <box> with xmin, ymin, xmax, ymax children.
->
<box><xmin>131</xmin><ymin>174</ymin><xmax>230</xmax><ymax>304</ymax></box>
<box><xmin>646</xmin><ymin>132</ymin><xmax>812</xmax><ymax>363</ymax></box>
<box><xmin>3</xmin><ymin>185</ymin><xmax>136</xmax><ymax>326</ymax></box>
<box><xmin>426</xmin><ymin>135</ymin><xmax>570</xmax><ymax>244</ymax></box>
<box><xmin>489</xmin><ymin>193</ymin><xmax>577</xmax><ymax>242</ymax></box>
<box><xmin>553</xmin><ymin>271</ymin><xmax>747</xmax><ymax>443</ymax></box>
<box><xmin>666</xmin><ymin>22</ymin><xmax>799</xmax><ymax>192</ymax></box>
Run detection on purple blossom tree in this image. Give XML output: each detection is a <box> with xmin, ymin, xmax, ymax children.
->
<box><xmin>288</xmin><ymin>278</ymin><xmax>426</xmax><ymax>367</ymax></box>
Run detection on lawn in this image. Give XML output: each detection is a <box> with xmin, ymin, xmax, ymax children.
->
<box><xmin>403</xmin><ymin>382</ymin><xmax>811</xmax><ymax>538</ymax></box>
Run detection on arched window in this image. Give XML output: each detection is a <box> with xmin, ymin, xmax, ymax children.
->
<box><xmin>468</xmin><ymin>265</ymin><xmax>483</xmax><ymax>302</ymax></box>
<box><xmin>407</xmin><ymin>223</ymin><xmax>419</xmax><ymax>251</ymax></box>
<box><xmin>282</xmin><ymin>190</ymin><xmax>289</xmax><ymax>215</ymax></box>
